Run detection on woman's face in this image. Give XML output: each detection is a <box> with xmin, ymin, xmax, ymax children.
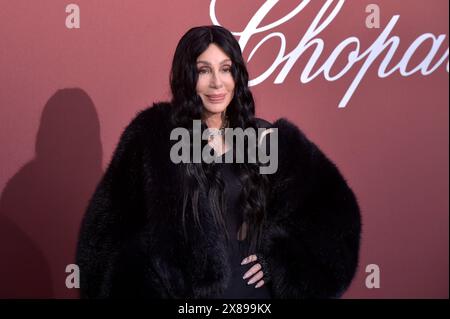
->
<box><xmin>196</xmin><ymin>43</ymin><xmax>235</xmax><ymax>117</ymax></box>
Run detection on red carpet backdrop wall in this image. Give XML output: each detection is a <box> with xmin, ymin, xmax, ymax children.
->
<box><xmin>0</xmin><ymin>0</ymin><xmax>448</xmax><ymax>299</ymax></box>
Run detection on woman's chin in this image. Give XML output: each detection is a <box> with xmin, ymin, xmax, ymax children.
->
<box><xmin>202</xmin><ymin>101</ymin><xmax>231</xmax><ymax>114</ymax></box>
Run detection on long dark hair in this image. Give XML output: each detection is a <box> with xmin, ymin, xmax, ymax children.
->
<box><xmin>169</xmin><ymin>25</ymin><xmax>270</xmax><ymax>256</ymax></box>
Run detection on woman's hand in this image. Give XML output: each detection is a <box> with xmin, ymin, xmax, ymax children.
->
<box><xmin>241</xmin><ymin>254</ymin><xmax>266</xmax><ymax>288</ymax></box>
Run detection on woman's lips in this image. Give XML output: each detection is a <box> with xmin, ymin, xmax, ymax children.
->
<box><xmin>206</xmin><ymin>94</ymin><xmax>226</xmax><ymax>103</ymax></box>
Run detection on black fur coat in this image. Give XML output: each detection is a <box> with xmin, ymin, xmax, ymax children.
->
<box><xmin>76</xmin><ymin>102</ymin><xmax>361</xmax><ymax>299</ymax></box>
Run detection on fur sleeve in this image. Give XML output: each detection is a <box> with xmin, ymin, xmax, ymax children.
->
<box><xmin>75</xmin><ymin>112</ymin><xmax>147</xmax><ymax>298</ymax></box>
<box><xmin>262</xmin><ymin>118</ymin><xmax>362</xmax><ymax>299</ymax></box>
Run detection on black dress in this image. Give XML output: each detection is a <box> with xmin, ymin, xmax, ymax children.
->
<box><xmin>214</xmin><ymin>154</ymin><xmax>272</xmax><ymax>299</ymax></box>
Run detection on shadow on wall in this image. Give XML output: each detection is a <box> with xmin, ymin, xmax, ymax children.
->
<box><xmin>0</xmin><ymin>88</ymin><xmax>103</xmax><ymax>298</ymax></box>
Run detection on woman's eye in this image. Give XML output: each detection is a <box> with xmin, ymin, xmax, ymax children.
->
<box><xmin>197</xmin><ymin>67</ymin><xmax>231</xmax><ymax>74</ymax></box>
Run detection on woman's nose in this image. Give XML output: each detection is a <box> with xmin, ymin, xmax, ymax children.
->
<box><xmin>210</xmin><ymin>71</ymin><xmax>224</xmax><ymax>88</ymax></box>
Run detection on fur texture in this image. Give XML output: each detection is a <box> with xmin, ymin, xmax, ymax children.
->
<box><xmin>76</xmin><ymin>102</ymin><xmax>362</xmax><ymax>299</ymax></box>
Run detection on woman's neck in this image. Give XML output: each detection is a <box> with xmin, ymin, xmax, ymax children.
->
<box><xmin>203</xmin><ymin>112</ymin><xmax>225</xmax><ymax>129</ymax></box>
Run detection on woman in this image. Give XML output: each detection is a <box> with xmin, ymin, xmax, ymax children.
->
<box><xmin>76</xmin><ymin>25</ymin><xmax>361</xmax><ymax>299</ymax></box>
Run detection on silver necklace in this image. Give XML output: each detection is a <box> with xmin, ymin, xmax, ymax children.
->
<box><xmin>207</xmin><ymin>116</ymin><xmax>229</xmax><ymax>140</ymax></box>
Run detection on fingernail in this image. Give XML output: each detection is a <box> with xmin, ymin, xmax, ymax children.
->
<box><xmin>241</xmin><ymin>258</ymin><xmax>247</xmax><ymax>265</ymax></box>
<box><xmin>242</xmin><ymin>273</ymin><xmax>249</xmax><ymax>280</ymax></box>
<box><xmin>247</xmin><ymin>278</ymin><xmax>255</xmax><ymax>285</ymax></box>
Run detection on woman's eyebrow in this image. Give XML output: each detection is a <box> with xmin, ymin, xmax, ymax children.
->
<box><xmin>196</xmin><ymin>59</ymin><xmax>232</xmax><ymax>65</ymax></box>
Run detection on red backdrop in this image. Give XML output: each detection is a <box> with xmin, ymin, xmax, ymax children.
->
<box><xmin>0</xmin><ymin>0</ymin><xmax>448</xmax><ymax>298</ymax></box>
